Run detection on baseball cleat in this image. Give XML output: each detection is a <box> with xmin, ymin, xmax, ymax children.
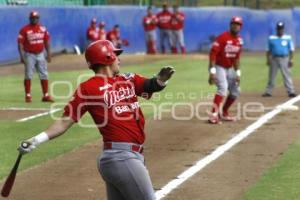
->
<box><xmin>262</xmin><ymin>93</ymin><xmax>272</xmax><ymax>97</ymax></box>
<box><xmin>219</xmin><ymin>114</ymin><xmax>237</xmax><ymax>122</ymax></box>
<box><xmin>25</xmin><ymin>96</ymin><xmax>32</xmax><ymax>103</ymax></box>
<box><xmin>42</xmin><ymin>95</ymin><xmax>54</xmax><ymax>102</ymax></box>
<box><xmin>207</xmin><ymin>112</ymin><xmax>221</xmax><ymax>124</ymax></box>
<box><xmin>288</xmin><ymin>93</ymin><xmax>297</xmax><ymax>98</ymax></box>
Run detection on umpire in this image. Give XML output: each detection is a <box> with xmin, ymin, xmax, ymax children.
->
<box><xmin>262</xmin><ymin>21</ymin><xmax>297</xmax><ymax>98</ymax></box>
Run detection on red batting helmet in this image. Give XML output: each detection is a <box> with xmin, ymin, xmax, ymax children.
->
<box><xmin>85</xmin><ymin>40</ymin><xmax>123</xmax><ymax>67</ymax></box>
<box><xmin>29</xmin><ymin>11</ymin><xmax>39</xmax><ymax>18</ymax></box>
<box><xmin>230</xmin><ymin>16</ymin><xmax>243</xmax><ymax>25</ymax></box>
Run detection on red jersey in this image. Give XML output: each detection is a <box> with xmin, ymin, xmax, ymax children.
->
<box><xmin>171</xmin><ymin>12</ymin><xmax>185</xmax><ymax>30</ymax></box>
<box><xmin>107</xmin><ymin>30</ymin><xmax>121</xmax><ymax>48</ymax></box>
<box><xmin>87</xmin><ymin>26</ymin><xmax>100</xmax><ymax>41</ymax></box>
<box><xmin>17</xmin><ymin>24</ymin><xmax>50</xmax><ymax>54</ymax></box>
<box><xmin>210</xmin><ymin>32</ymin><xmax>243</xmax><ymax>68</ymax></box>
<box><xmin>156</xmin><ymin>11</ymin><xmax>172</xmax><ymax>29</ymax></box>
<box><xmin>99</xmin><ymin>29</ymin><xmax>106</xmax><ymax>40</ymax></box>
<box><xmin>63</xmin><ymin>73</ymin><xmax>152</xmax><ymax>145</ymax></box>
<box><xmin>143</xmin><ymin>14</ymin><xmax>157</xmax><ymax>31</ymax></box>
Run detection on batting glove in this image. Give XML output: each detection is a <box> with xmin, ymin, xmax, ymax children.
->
<box><xmin>18</xmin><ymin>141</ymin><xmax>36</xmax><ymax>155</ymax></box>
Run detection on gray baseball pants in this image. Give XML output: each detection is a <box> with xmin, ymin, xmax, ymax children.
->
<box><xmin>24</xmin><ymin>52</ymin><xmax>48</xmax><ymax>80</ymax></box>
<box><xmin>159</xmin><ymin>29</ymin><xmax>172</xmax><ymax>53</ymax></box>
<box><xmin>98</xmin><ymin>144</ymin><xmax>155</xmax><ymax>200</ymax></box>
<box><xmin>265</xmin><ymin>56</ymin><xmax>295</xmax><ymax>95</ymax></box>
<box><xmin>216</xmin><ymin>66</ymin><xmax>240</xmax><ymax>97</ymax></box>
<box><xmin>171</xmin><ymin>29</ymin><xmax>185</xmax><ymax>48</ymax></box>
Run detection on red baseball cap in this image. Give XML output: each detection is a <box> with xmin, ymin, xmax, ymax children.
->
<box><xmin>91</xmin><ymin>18</ymin><xmax>97</xmax><ymax>24</ymax></box>
<box><xmin>230</xmin><ymin>16</ymin><xmax>243</xmax><ymax>25</ymax></box>
<box><xmin>29</xmin><ymin>11</ymin><xmax>39</xmax><ymax>18</ymax></box>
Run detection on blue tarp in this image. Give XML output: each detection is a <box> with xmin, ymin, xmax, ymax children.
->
<box><xmin>0</xmin><ymin>6</ymin><xmax>299</xmax><ymax>63</ymax></box>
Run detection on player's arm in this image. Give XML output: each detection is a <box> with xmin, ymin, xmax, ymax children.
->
<box><xmin>17</xmin><ymin>43</ymin><xmax>26</xmax><ymax>64</ymax></box>
<box><xmin>288</xmin><ymin>37</ymin><xmax>295</xmax><ymax>67</ymax></box>
<box><xmin>144</xmin><ymin>66</ymin><xmax>175</xmax><ymax>93</ymax></box>
<box><xmin>17</xmin><ymin>30</ymin><xmax>26</xmax><ymax>64</ymax></box>
<box><xmin>18</xmin><ymin>117</ymin><xmax>75</xmax><ymax>155</ymax></box>
<box><xmin>233</xmin><ymin>58</ymin><xmax>241</xmax><ymax>85</ymax></box>
<box><xmin>45</xmin><ymin>40</ymin><xmax>51</xmax><ymax>63</ymax></box>
<box><xmin>208</xmin><ymin>39</ymin><xmax>221</xmax><ymax>85</ymax></box>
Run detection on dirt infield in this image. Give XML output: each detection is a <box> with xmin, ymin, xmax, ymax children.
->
<box><xmin>1</xmin><ymin>54</ymin><xmax>300</xmax><ymax>200</ymax></box>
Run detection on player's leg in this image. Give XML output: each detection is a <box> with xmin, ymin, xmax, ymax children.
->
<box><xmin>278</xmin><ymin>57</ymin><xmax>296</xmax><ymax>96</ymax></box>
<box><xmin>145</xmin><ymin>31</ymin><xmax>152</xmax><ymax>54</ymax></box>
<box><xmin>178</xmin><ymin>30</ymin><xmax>186</xmax><ymax>54</ymax></box>
<box><xmin>170</xmin><ymin>30</ymin><xmax>177</xmax><ymax>54</ymax></box>
<box><xmin>264</xmin><ymin>57</ymin><xmax>279</xmax><ymax>96</ymax></box>
<box><xmin>36</xmin><ymin>52</ymin><xmax>53</xmax><ymax>102</ymax></box>
<box><xmin>222</xmin><ymin>68</ymin><xmax>240</xmax><ymax>121</ymax></box>
<box><xmin>99</xmin><ymin>151</ymin><xmax>155</xmax><ymax>200</ymax></box>
<box><xmin>24</xmin><ymin>52</ymin><xmax>36</xmax><ymax>102</ymax></box>
<box><xmin>209</xmin><ymin>66</ymin><xmax>228</xmax><ymax>124</ymax></box>
<box><xmin>105</xmin><ymin>181</ymin><xmax>126</xmax><ymax>200</ymax></box>
<box><xmin>148</xmin><ymin>30</ymin><xmax>156</xmax><ymax>54</ymax></box>
<box><xmin>159</xmin><ymin>29</ymin><xmax>165</xmax><ymax>53</ymax></box>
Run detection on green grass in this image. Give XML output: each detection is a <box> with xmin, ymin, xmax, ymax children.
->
<box><xmin>242</xmin><ymin>140</ymin><xmax>300</xmax><ymax>200</ymax></box>
<box><xmin>1</xmin><ymin>53</ymin><xmax>300</xmax><ymax>184</ymax></box>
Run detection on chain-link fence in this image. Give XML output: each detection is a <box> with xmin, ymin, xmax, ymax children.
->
<box><xmin>2</xmin><ymin>0</ymin><xmax>300</xmax><ymax>8</ymax></box>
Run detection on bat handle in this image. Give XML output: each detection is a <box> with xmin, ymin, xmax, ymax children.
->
<box><xmin>21</xmin><ymin>141</ymin><xmax>31</xmax><ymax>149</ymax></box>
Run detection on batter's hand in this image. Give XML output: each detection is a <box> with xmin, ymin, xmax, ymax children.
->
<box><xmin>208</xmin><ymin>74</ymin><xmax>217</xmax><ymax>85</ymax></box>
<box><xmin>46</xmin><ymin>55</ymin><xmax>51</xmax><ymax>63</ymax></box>
<box><xmin>157</xmin><ymin>66</ymin><xmax>175</xmax><ymax>82</ymax></box>
<box><xmin>18</xmin><ymin>140</ymin><xmax>36</xmax><ymax>155</ymax></box>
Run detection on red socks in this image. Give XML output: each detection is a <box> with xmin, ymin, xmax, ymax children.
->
<box><xmin>212</xmin><ymin>94</ymin><xmax>224</xmax><ymax>113</ymax></box>
<box><xmin>181</xmin><ymin>46</ymin><xmax>186</xmax><ymax>54</ymax></box>
<box><xmin>24</xmin><ymin>79</ymin><xmax>31</xmax><ymax>96</ymax></box>
<box><xmin>223</xmin><ymin>95</ymin><xmax>236</xmax><ymax>116</ymax></box>
<box><xmin>41</xmin><ymin>79</ymin><xmax>49</xmax><ymax>97</ymax></box>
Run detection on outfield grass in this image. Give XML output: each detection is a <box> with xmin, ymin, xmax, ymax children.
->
<box><xmin>1</xmin><ymin>53</ymin><xmax>300</xmax><ymax>190</ymax></box>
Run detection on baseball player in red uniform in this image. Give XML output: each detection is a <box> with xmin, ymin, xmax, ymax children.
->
<box><xmin>156</xmin><ymin>2</ymin><xmax>173</xmax><ymax>53</ymax></box>
<box><xmin>86</xmin><ymin>18</ymin><xmax>100</xmax><ymax>44</ymax></box>
<box><xmin>107</xmin><ymin>24</ymin><xmax>129</xmax><ymax>49</ymax></box>
<box><xmin>18</xmin><ymin>11</ymin><xmax>53</xmax><ymax>103</ymax></box>
<box><xmin>170</xmin><ymin>5</ymin><xmax>186</xmax><ymax>54</ymax></box>
<box><xmin>99</xmin><ymin>21</ymin><xmax>106</xmax><ymax>40</ymax></box>
<box><xmin>143</xmin><ymin>6</ymin><xmax>158</xmax><ymax>54</ymax></box>
<box><xmin>208</xmin><ymin>16</ymin><xmax>243</xmax><ymax>124</ymax></box>
<box><xmin>18</xmin><ymin>40</ymin><xmax>175</xmax><ymax>200</ymax></box>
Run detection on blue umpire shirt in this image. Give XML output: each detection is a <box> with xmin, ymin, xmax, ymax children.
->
<box><xmin>267</xmin><ymin>34</ymin><xmax>294</xmax><ymax>57</ymax></box>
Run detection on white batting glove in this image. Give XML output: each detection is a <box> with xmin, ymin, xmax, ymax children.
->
<box><xmin>18</xmin><ymin>132</ymin><xmax>49</xmax><ymax>155</ymax></box>
<box><xmin>18</xmin><ymin>141</ymin><xmax>36</xmax><ymax>155</ymax></box>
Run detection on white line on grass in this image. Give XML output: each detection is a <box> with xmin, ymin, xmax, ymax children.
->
<box><xmin>155</xmin><ymin>95</ymin><xmax>300</xmax><ymax>199</ymax></box>
<box><xmin>0</xmin><ymin>107</ymin><xmax>50</xmax><ymax>111</ymax></box>
<box><xmin>16</xmin><ymin>108</ymin><xmax>62</xmax><ymax>122</ymax></box>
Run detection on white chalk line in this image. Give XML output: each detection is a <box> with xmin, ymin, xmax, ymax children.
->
<box><xmin>16</xmin><ymin>108</ymin><xmax>62</xmax><ymax>122</ymax></box>
<box><xmin>0</xmin><ymin>107</ymin><xmax>51</xmax><ymax>111</ymax></box>
<box><xmin>155</xmin><ymin>95</ymin><xmax>300</xmax><ymax>199</ymax></box>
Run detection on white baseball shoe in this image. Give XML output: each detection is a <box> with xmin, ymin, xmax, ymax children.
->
<box><xmin>208</xmin><ymin>112</ymin><xmax>221</xmax><ymax>124</ymax></box>
<box><xmin>219</xmin><ymin>113</ymin><xmax>237</xmax><ymax>122</ymax></box>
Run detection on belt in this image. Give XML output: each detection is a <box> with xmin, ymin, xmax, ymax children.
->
<box><xmin>103</xmin><ymin>142</ymin><xmax>144</xmax><ymax>153</ymax></box>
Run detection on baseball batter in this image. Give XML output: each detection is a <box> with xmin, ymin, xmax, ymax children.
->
<box><xmin>208</xmin><ymin>16</ymin><xmax>243</xmax><ymax>124</ymax></box>
<box><xmin>156</xmin><ymin>2</ymin><xmax>173</xmax><ymax>54</ymax></box>
<box><xmin>18</xmin><ymin>40</ymin><xmax>175</xmax><ymax>200</ymax></box>
<box><xmin>143</xmin><ymin>6</ymin><xmax>158</xmax><ymax>54</ymax></box>
<box><xmin>18</xmin><ymin>11</ymin><xmax>53</xmax><ymax>103</ymax></box>
<box><xmin>170</xmin><ymin>5</ymin><xmax>186</xmax><ymax>54</ymax></box>
<box><xmin>86</xmin><ymin>18</ymin><xmax>100</xmax><ymax>44</ymax></box>
<box><xmin>262</xmin><ymin>21</ymin><xmax>297</xmax><ymax>98</ymax></box>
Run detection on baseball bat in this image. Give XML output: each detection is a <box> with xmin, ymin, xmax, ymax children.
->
<box><xmin>1</xmin><ymin>142</ymin><xmax>29</xmax><ymax>197</ymax></box>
